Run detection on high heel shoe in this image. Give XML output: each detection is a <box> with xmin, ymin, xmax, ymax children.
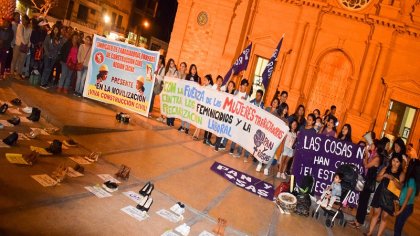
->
<box><xmin>139</xmin><ymin>182</ymin><xmax>151</xmax><ymax>195</ymax></box>
<box><xmin>137</xmin><ymin>197</ymin><xmax>153</xmax><ymax>212</ymax></box>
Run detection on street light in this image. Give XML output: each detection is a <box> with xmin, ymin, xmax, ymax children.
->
<box><xmin>103</xmin><ymin>15</ymin><xmax>110</xmax><ymax>24</ymax></box>
<box><xmin>143</xmin><ymin>20</ymin><xmax>149</xmax><ymax>28</ymax></box>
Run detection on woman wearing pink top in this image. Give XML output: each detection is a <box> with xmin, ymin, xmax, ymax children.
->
<box><xmin>57</xmin><ymin>33</ymin><xmax>79</xmax><ymax>93</ymax></box>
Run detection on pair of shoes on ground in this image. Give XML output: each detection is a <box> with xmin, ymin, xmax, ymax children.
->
<box><xmin>115</xmin><ymin>164</ymin><xmax>130</xmax><ymax>180</ymax></box>
<box><xmin>136</xmin><ymin>182</ymin><xmax>155</xmax><ymax>212</ymax></box>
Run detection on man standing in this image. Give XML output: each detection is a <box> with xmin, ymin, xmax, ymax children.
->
<box><xmin>0</xmin><ymin>17</ymin><xmax>14</xmax><ymax>79</ymax></box>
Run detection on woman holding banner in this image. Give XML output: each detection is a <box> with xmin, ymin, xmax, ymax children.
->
<box><xmin>320</xmin><ymin>117</ymin><xmax>336</xmax><ymax>137</ymax></box>
<box><xmin>178</xmin><ymin>64</ymin><xmax>200</xmax><ymax>135</ymax></box>
<box><xmin>275</xmin><ymin>120</ymin><xmax>298</xmax><ymax>179</ymax></box>
<box><xmin>152</xmin><ymin>56</ymin><xmax>165</xmax><ymax>119</ymax></box>
<box><xmin>337</xmin><ymin>124</ymin><xmax>352</xmax><ymax>142</ymax></box>
<box><xmin>288</xmin><ymin>105</ymin><xmax>306</xmax><ymax>130</ymax></box>
<box><xmin>365</xmin><ymin>154</ymin><xmax>404</xmax><ymax>236</ymax></box>
<box><xmin>165</xmin><ymin>58</ymin><xmax>178</xmax><ymax>127</ymax></box>
<box><xmin>350</xmin><ymin>140</ymin><xmax>382</xmax><ymax>229</ymax></box>
<box><xmin>202</xmin><ymin>74</ymin><xmax>214</xmax><ymax>145</ymax></box>
<box><xmin>214</xmin><ymin>81</ymin><xmax>236</xmax><ymax>152</ymax></box>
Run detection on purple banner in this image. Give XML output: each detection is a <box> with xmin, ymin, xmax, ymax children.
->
<box><xmin>292</xmin><ymin>131</ymin><xmax>364</xmax><ymax>205</ymax></box>
<box><xmin>261</xmin><ymin>37</ymin><xmax>283</xmax><ymax>89</ymax></box>
<box><xmin>211</xmin><ymin>161</ymin><xmax>274</xmax><ymax>201</ymax></box>
<box><xmin>223</xmin><ymin>43</ymin><xmax>252</xmax><ymax>85</ymax></box>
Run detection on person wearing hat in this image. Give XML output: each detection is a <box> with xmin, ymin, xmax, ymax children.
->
<box><xmin>136</xmin><ymin>76</ymin><xmax>145</xmax><ymax>95</ymax></box>
<box><xmin>96</xmin><ymin>64</ymin><xmax>108</xmax><ymax>84</ymax></box>
<box><xmin>0</xmin><ymin>17</ymin><xmax>14</xmax><ymax>79</ymax></box>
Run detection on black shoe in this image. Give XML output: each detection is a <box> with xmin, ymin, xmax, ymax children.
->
<box><xmin>139</xmin><ymin>181</ymin><xmax>151</xmax><ymax>196</ymax></box>
<box><xmin>136</xmin><ymin>195</ymin><xmax>149</xmax><ymax>211</ymax></box>
<box><xmin>203</xmin><ymin>139</ymin><xmax>207</xmax><ymax>144</ymax></box>
<box><xmin>140</xmin><ymin>182</ymin><xmax>154</xmax><ymax>196</ymax></box>
<box><xmin>185</xmin><ymin>129</ymin><xmax>189</xmax><ymax>135</ymax></box>
<box><xmin>178</xmin><ymin>126</ymin><xmax>184</xmax><ymax>132</ymax></box>
<box><xmin>7</xmin><ymin>116</ymin><xmax>20</xmax><ymax>125</ymax></box>
<box><xmin>46</xmin><ymin>139</ymin><xmax>62</xmax><ymax>154</ymax></box>
<box><xmin>27</xmin><ymin>108</ymin><xmax>41</xmax><ymax>122</ymax></box>
<box><xmin>73</xmin><ymin>164</ymin><xmax>84</xmax><ymax>173</ymax></box>
<box><xmin>0</xmin><ymin>103</ymin><xmax>8</xmax><ymax>114</ymax></box>
<box><xmin>10</xmin><ymin>98</ymin><xmax>21</xmax><ymax>106</ymax></box>
<box><xmin>219</xmin><ymin>144</ymin><xmax>226</xmax><ymax>150</ymax></box>
<box><xmin>3</xmin><ymin>132</ymin><xmax>18</xmax><ymax>146</ymax></box>
<box><xmin>102</xmin><ymin>181</ymin><xmax>119</xmax><ymax>192</ymax></box>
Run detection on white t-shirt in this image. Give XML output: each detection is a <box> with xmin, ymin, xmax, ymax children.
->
<box><xmin>285</xmin><ymin>131</ymin><xmax>297</xmax><ymax>149</ymax></box>
<box><xmin>235</xmin><ymin>90</ymin><xmax>248</xmax><ymax>101</ymax></box>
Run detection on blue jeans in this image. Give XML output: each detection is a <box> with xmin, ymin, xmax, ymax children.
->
<box><xmin>41</xmin><ymin>57</ymin><xmax>55</xmax><ymax>86</ymax></box>
<box><xmin>75</xmin><ymin>66</ymin><xmax>88</xmax><ymax>94</ymax></box>
<box><xmin>58</xmin><ymin>62</ymin><xmax>73</xmax><ymax>89</ymax></box>
<box><xmin>394</xmin><ymin>204</ymin><xmax>413</xmax><ymax>236</ymax></box>
<box><xmin>181</xmin><ymin>121</ymin><xmax>190</xmax><ymax>129</ymax></box>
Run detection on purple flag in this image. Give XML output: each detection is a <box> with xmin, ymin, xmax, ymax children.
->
<box><xmin>261</xmin><ymin>37</ymin><xmax>283</xmax><ymax>88</ymax></box>
<box><xmin>223</xmin><ymin>43</ymin><xmax>252</xmax><ymax>85</ymax></box>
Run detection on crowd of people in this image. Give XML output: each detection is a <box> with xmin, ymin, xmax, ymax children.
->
<box><xmin>0</xmin><ymin>13</ymin><xmax>92</xmax><ymax>96</ymax></box>
<box><xmin>150</xmin><ymin>56</ymin><xmax>419</xmax><ymax>236</ymax></box>
<box><xmin>1</xmin><ymin>13</ymin><xmax>418</xmax><ymax>236</ymax></box>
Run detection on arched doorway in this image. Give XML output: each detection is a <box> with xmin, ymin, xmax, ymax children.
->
<box><xmin>307</xmin><ymin>50</ymin><xmax>353</xmax><ymax>124</ymax></box>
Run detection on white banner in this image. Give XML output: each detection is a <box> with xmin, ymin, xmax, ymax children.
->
<box><xmin>160</xmin><ymin>77</ymin><xmax>289</xmax><ymax>164</ymax></box>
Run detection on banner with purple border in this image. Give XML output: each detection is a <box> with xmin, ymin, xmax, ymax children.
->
<box><xmin>211</xmin><ymin>161</ymin><xmax>274</xmax><ymax>201</ymax></box>
<box><xmin>292</xmin><ymin>131</ymin><xmax>365</xmax><ymax>205</ymax></box>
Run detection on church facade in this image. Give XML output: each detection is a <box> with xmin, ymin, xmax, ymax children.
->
<box><xmin>166</xmin><ymin>0</ymin><xmax>420</xmax><ymax>149</ymax></box>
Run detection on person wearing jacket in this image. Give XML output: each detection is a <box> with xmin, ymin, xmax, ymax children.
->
<box><xmin>0</xmin><ymin>18</ymin><xmax>14</xmax><ymax>79</ymax></box>
<box><xmin>40</xmin><ymin>25</ymin><xmax>63</xmax><ymax>88</ymax></box>
<box><xmin>57</xmin><ymin>32</ymin><xmax>79</xmax><ymax>93</ymax></box>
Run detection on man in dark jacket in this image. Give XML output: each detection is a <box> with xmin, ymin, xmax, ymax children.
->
<box><xmin>0</xmin><ymin>18</ymin><xmax>14</xmax><ymax>79</ymax></box>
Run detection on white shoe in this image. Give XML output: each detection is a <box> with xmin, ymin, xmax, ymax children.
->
<box><xmin>22</xmin><ymin>107</ymin><xmax>33</xmax><ymax>114</ymax></box>
<box><xmin>162</xmin><ymin>118</ymin><xmax>167</xmax><ymax>123</ymax></box>
<box><xmin>256</xmin><ymin>163</ymin><xmax>262</xmax><ymax>172</ymax></box>
<box><xmin>156</xmin><ymin>117</ymin><xmax>163</xmax><ymax>122</ymax></box>
<box><xmin>316</xmin><ymin>200</ymin><xmax>322</xmax><ymax>205</ymax></box>
<box><xmin>326</xmin><ymin>205</ymin><xmax>332</xmax><ymax>211</ymax></box>
<box><xmin>175</xmin><ymin>223</ymin><xmax>190</xmax><ymax>236</ymax></box>
<box><xmin>264</xmin><ymin>168</ymin><xmax>269</xmax><ymax>176</ymax></box>
<box><xmin>276</xmin><ymin>172</ymin><xmax>281</xmax><ymax>178</ymax></box>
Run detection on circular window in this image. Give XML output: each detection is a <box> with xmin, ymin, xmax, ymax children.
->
<box><xmin>197</xmin><ymin>11</ymin><xmax>208</xmax><ymax>26</ymax></box>
<box><xmin>338</xmin><ymin>0</ymin><xmax>372</xmax><ymax>11</ymax></box>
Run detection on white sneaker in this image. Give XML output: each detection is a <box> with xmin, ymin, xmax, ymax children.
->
<box><xmin>156</xmin><ymin>117</ymin><xmax>163</xmax><ymax>122</ymax></box>
<box><xmin>256</xmin><ymin>163</ymin><xmax>262</xmax><ymax>172</ymax></box>
<box><xmin>162</xmin><ymin>118</ymin><xmax>167</xmax><ymax>123</ymax></box>
<box><xmin>264</xmin><ymin>168</ymin><xmax>269</xmax><ymax>176</ymax></box>
<box><xmin>276</xmin><ymin>172</ymin><xmax>281</xmax><ymax>178</ymax></box>
<box><xmin>175</xmin><ymin>223</ymin><xmax>190</xmax><ymax>236</ymax></box>
<box><xmin>326</xmin><ymin>205</ymin><xmax>332</xmax><ymax>211</ymax></box>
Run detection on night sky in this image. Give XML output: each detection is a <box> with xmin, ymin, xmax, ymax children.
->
<box><xmin>151</xmin><ymin>0</ymin><xmax>178</xmax><ymax>42</ymax></box>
